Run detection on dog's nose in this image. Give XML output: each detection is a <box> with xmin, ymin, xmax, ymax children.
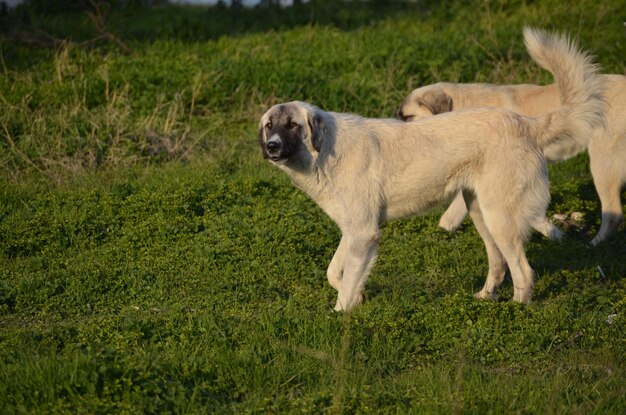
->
<box><xmin>266</xmin><ymin>139</ymin><xmax>281</xmax><ymax>154</ymax></box>
<box><xmin>397</xmin><ymin>109</ymin><xmax>413</xmax><ymax>122</ymax></box>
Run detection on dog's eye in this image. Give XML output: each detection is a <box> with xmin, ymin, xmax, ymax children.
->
<box><xmin>265</xmin><ymin>122</ymin><xmax>273</xmax><ymax>129</ymax></box>
<box><xmin>288</xmin><ymin>121</ymin><xmax>298</xmax><ymax>129</ymax></box>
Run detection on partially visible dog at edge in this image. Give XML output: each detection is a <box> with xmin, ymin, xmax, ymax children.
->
<box><xmin>258</xmin><ymin>28</ymin><xmax>605</xmax><ymax>311</ymax></box>
<box><xmin>399</xmin><ymin>33</ymin><xmax>624</xmax><ymax>246</ymax></box>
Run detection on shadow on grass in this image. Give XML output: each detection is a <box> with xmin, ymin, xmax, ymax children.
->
<box><xmin>526</xmin><ymin>226</ymin><xmax>626</xmax><ymax>302</ymax></box>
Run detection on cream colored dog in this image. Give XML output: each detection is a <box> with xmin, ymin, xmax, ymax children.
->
<box><xmin>258</xmin><ymin>28</ymin><xmax>604</xmax><ymax>310</ymax></box>
<box><xmin>399</xmin><ymin>47</ymin><xmax>624</xmax><ymax>246</ymax></box>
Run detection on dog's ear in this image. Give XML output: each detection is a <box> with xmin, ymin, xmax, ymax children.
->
<box><xmin>257</xmin><ymin>125</ymin><xmax>266</xmax><ymax>156</ymax></box>
<box><xmin>257</xmin><ymin>124</ymin><xmax>264</xmax><ymax>145</ymax></box>
<box><xmin>419</xmin><ymin>88</ymin><xmax>453</xmax><ymax>115</ymax></box>
<box><xmin>258</xmin><ymin>117</ymin><xmax>268</xmax><ymax>153</ymax></box>
<box><xmin>307</xmin><ymin>111</ymin><xmax>325</xmax><ymax>152</ymax></box>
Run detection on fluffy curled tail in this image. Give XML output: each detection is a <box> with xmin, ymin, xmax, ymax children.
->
<box><xmin>524</xmin><ymin>27</ymin><xmax>605</xmax><ymax>149</ymax></box>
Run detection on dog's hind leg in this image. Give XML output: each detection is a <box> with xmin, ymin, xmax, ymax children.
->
<box><xmin>439</xmin><ymin>191</ymin><xmax>469</xmax><ymax>232</ymax></box>
<box><xmin>479</xmin><ymin>209</ymin><xmax>535</xmax><ymax>304</ymax></box>
<box><xmin>333</xmin><ymin>230</ymin><xmax>380</xmax><ymax>312</ymax></box>
<box><xmin>464</xmin><ymin>191</ymin><xmax>508</xmax><ymax>300</ymax></box>
<box><xmin>531</xmin><ymin>216</ymin><xmax>564</xmax><ymax>241</ymax></box>
<box><xmin>589</xmin><ymin>141</ymin><xmax>624</xmax><ymax>245</ymax></box>
<box><xmin>592</xmin><ymin>192</ymin><xmax>624</xmax><ymax>246</ymax></box>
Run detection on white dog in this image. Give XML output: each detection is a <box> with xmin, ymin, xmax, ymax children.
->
<box><xmin>258</xmin><ymin>28</ymin><xmax>604</xmax><ymax>311</ymax></box>
<box><xmin>399</xmin><ymin>42</ymin><xmax>624</xmax><ymax>245</ymax></box>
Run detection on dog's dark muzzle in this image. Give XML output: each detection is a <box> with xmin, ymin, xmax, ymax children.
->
<box><xmin>264</xmin><ymin>137</ymin><xmax>287</xmax><ymax>161</ymax></box>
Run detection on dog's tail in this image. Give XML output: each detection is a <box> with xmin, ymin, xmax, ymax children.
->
<box><xmin>525</xmin><ymin>27</ymin><xmax>605</xmax><ymax>149</ymax></box>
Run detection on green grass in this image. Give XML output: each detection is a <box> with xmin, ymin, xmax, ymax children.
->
<box><xmin>1</xmin><ymin>0</ymin><xmax>625</xmax><ymax>413</ymax></box>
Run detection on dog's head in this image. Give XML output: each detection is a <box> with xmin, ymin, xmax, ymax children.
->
<box><xmin>258</xmin><ymin>101</ymin><xmax>327</xmax><ymax>166</ymax></box>
<box><xmin>397</xmin><ymin>84</ymin><xmax>453</xmax><ymax>121</ymax></box>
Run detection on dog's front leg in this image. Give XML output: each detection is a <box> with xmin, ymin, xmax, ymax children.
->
<box><xmin>333</xmin><ymin>231</ymin><xmax>379</xmax><ymax>312</ymax></box>
<box><xmin>327</xmin><ymin>235</ymin><xmax>348</xmax><ymax>291</ymax></box>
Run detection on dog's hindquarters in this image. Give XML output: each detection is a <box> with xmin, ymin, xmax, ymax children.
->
<box><xmin>467</xmin><ymin>139</ymin><xmax>551</xmax><ymax>301</ymax></box>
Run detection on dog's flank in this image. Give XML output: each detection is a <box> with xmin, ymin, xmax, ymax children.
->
<box><xmin>400</xmin><ymin>29</ymin><xmax>623</xmax><ymax>245</ymax></box>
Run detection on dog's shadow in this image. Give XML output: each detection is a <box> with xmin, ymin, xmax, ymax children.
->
<box><xmin>524</xmin><ymin>226</ymin><xmax>626</xmax><ymax>301</ymax></box>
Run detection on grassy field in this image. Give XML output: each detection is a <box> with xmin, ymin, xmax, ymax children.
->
<box><xmin>1</xmin><ymin>0</ymin><xmax>625</xmax><ymax>413</ymax></box>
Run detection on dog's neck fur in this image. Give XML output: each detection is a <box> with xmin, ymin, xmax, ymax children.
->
<box><xmin>279</xmin><ymin>112</ymin><xmax>341</xmax><ymax>206</ymax></box>
<box><xmin>279</xmin><ymin>148</ymin><xmax>331</xmax><ymax>200</ymax></box>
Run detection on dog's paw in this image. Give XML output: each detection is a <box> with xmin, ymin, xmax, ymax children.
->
<box><xmin>547</xmin><ymin>226</ymin><xmax>565</xmax><ymax>242</ymax></box>
<box><xmin>356</xmin><ymin>291</ymin><xmax>366</xmax><ymax>305</ymax></box>
<box><xmin>438</xmin><ymin>217</ymin><xmax>462</xmax><ymax>233</ymax></box>
<box><xmin>474</xmin><ymin>289</ymin><xmax>496</xmax><ymax>300</ymax></box>
<box><xmin>589</xmin><ymin>234</ymin><xmax>605</xmax><ymax>246</ymax></box>
<box><xmin>333</xmin><ymin>292</ymin><xmax>365</xmax><ymax>312</ymax></box>
<box><xmin>512</xmin><ymin>289</ymin><xmax>532</xmax><ymax>305</ymax></box>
